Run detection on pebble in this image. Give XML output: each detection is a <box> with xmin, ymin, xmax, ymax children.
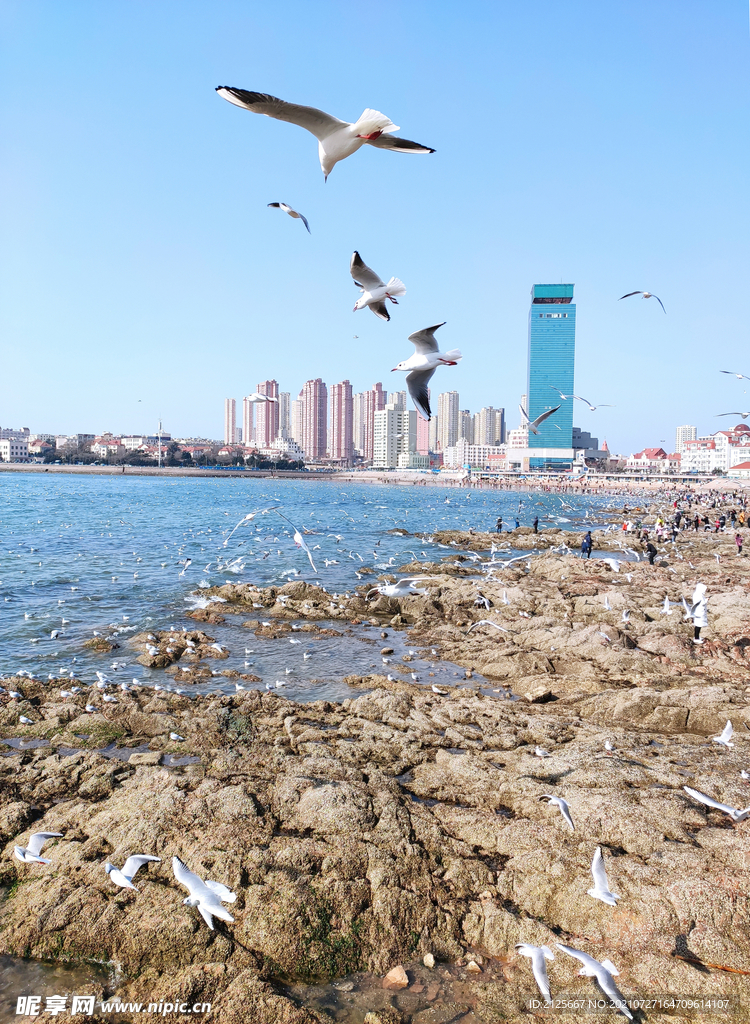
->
<box><xmin>383</xmin><ymin>964</ymin><xmax>409</xmax><ymax>989</ymax></box>
<box><xmin>381</xmin><ymin>647</ymin><xmax>394</xmax><ymax>656</ymax></box>
<box><xmin>423</xmin><ymin>952</ymin><xmax>435</xmax><ymax>969</ymax></box>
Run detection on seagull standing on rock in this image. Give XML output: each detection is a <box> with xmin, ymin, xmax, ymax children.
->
<box><xmin>216</xmin><ymin>88</ymin><xmax>435</xmax><ymax>180</ymax></box>
<box><xmin>350</xmin><ymin>252</ymin><xmax>406</xmax><ymax>321</ymax></box>
<box><xmin>392</xmin><ymin>323</ymin><xmax>462</xmax><ymax>421</ymax></box>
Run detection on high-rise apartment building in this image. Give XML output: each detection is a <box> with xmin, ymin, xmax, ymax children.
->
<box><xmin>255</xmin><ymin>380</ymin><xmax>280</xmax><ymax>448</ymax></box>
<box><xmin>437</xmin><ymin>391</ymin><xmax>459</xmax><ymax>451</ymax></box>
<box><xmin>473</xmin><ymin>406</ymin><xmax>505</xmax><ymax>446</ymax></box>
<box><xmin>354</xmin><ymin>383</ymin><xmax>387</xmax><ymax>462</ymax></box>
<box><xmin>416</xmin><ymin>404</ymin><xmax>430</xmax><ymax>455</ymax></box>
<box><xmin>242</xmin><ymin>396</ymin><xmax>255</xmax><ymax>448</ymax></box>
<box><xmin>428</xmin><ymin>415</ymin><xmax>439</xmax><ymax>453</ymax></box>
<box><xmin>224</xmin><ymin>399</ymin><xmax>236</xmax><ymax>446</ymax></box>
<box><xmin>527</xmin><ymin>284</ymin><xmax>576</xmax><ymax>466</ymax></box>
<box><xmin>390</xmin><ymin>390</ymin><xmax>407</xmax><ymax>412</ymax></box>
<box><xmin>278</xmin><ymin>392</ymin><xmax>291</xmax><ymax>439</ymax></box>
<box><xmin>458</xmin><ymin>409</ymin><xmax>474</xmax><ymax>445</ymax></box>
<box><xmin>675</xmin><ymin>425</ymin><xmax>697</xmax><ymax>454</ymax></box>
<box><xmin>291</xmin><ymin>397</ymin><xmax>303</xmax><ymax>446</ymax></box>
<box><xmin>373</xmin><ymin>403</ymin><xmax>416</xmax><ymax>468</ymax></box>
<box><xmin>328</xmin><ymin>381</ymin><xmax>354</xmax><ymax>463</ymax></box>
<box><xmin>299</xmin><ymin>378</ymin><xmax>328</xmax><ymax>460</ymax></box>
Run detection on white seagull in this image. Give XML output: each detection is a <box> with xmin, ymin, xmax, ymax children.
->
<box><xmin>711</xmin><ymin>720</ymin><xmax>734</xmax><ymax>749</ymax></box>
<box><xmin>14</xmin><ymin>831</ymin><xmax>63</xmax><ymax>865</ymax></box>
<box><xmin>216</xmin><ymin>88</ymin><xmax>434</xmax><ymax>180</ymax></box>
<box><xmin>172</xmin><ymin>856</ymin><xmax>236</xmax><ymax>930</ymax></box>
<box><xmin>587</xmin><ymin>846</ymin><xmax>620</xmax><ymax>906</ymax></box>
<box><xmin>555</xmin><ymin>945</ymin><xmax>633</xmax><ymax>1020</ymax></box>
<box><xmin>549</xmin><ymin>386</ymin><xmax>613</xmax><ymax>412</ymax></box>
<box><xmin>683</xmin><ymin>786</ymin><xmax>750</xmax><ymax>822</ymax></box>
<box><xmin>519</xmin><ymin>403</ymin><xmax>561</xmax><ymax>435</ymax></box>
<box><xmin>350</xmin><ymin>251</ymin><xmax>406</xmax><ymax>321</ymax></box>
<box><xmin>619</xmin><ymin>289</ymin><xmax>665</xmax><ymax>313</ymax></box>
<box><xmin>716</xmin><ymin>411</ymin><xmax>750</xmax><ymax>420</ymax></box>
<box><xmin>392</xmin><ymin>323</ymin><xmax>462</xmax><ymax>421</ymax></box>
<box><xmin>466</xmin><ymin>619</ymin><xmax>509</xmax><ymax>633</ymax></box>
<box><xmin>539</xmin><ymin>794</ymin><xmax>574</xmax><ymax>831</ymax></box>
<box><xmin>515</xmin><ymin>943</ymin><xmax>554</xmax><ymax>1004</ymax></box>
<box><xmin>105</xmin><ymin>855</ymin><xmax>161</xmax><ymax>891</ymax></box>
<box><xmin>367</xmin><ymin>577</ymin><xmax>430</xmax><ymax>599</ymax></box>
<box><xmin>267</xmin><ymin>202</ymin><xmax>310</xmax><ymax>233</ymax></box>
<box><xmin>720</xmin><ymin>370</ymin><xmax>750</xmax><ymax>380</ymax></box>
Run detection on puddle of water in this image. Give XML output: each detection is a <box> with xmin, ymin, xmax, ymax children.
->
<box><xmin>0</xmin><ymin>954</ymin><xmax>115</xmax><ymax>1024</ymax></box>
<box><xmin>0</xmin><ymin>738</ymin><xmax>50</xmax><ymax>750</ymax></box>
<box><xmin>0</xmin><ymin>739</ymin><xmax>200</xmax><ymax>769</ymax></box>
<box><xmin>282</xmin><ymin>955</ymin><xmax>507</xmax><ymax>1023</ymax></box>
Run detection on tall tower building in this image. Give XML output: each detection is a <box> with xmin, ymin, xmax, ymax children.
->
<box><xmin>675</xmin><ymin>425</ymin><xmax>697</xmax><ymax>454</ymax></box>
<box><xmin>300</xmin><ymin>378</ymin><xmax>328</xmax><ymax>460</ymax></box>
<box><xmin>242</xmin><ymin>396</ymin><xmax>255</xmax><ymax>447</ymax></box>
<box><xmin>278</xmin><ymin>392</ymin><xmax>291</xmax><ymax>439</ymax></box>
<box><xmin>428</xmin><ymin>415</ymin><xmax>439</xmax><ymax>453</ymax></box>
<box><xmin>437</xmin><ymin>391</ymin><xmax>459</xmax><ymax>451</ymax></box>
<box><xmin>416</xmin><ymin>410</ymin><xmax>430</xmax><ymax>456</ymax></box>
<box><xmin>356</xmin><ymin>383</ymin><xmax>387</xmax><ymax>462</ymax></box>
<box><xmin>255</xmin><ymin>380</ymin><xmax>279</xmax><ymax>448</ymax></box>
<box><xmin>527</xmin><ymin>284</ymin><xmax>576</xmax><ymax>466</ymax></box>
<box><xmin>373</xmin><ymin>404</ymin><xmax>416</xmax><ymax>468</ymax></box>
<box><xmin>328</xmin><ymin>381</ymin><xmax>354</xmax><ymax>463</ymax></box>
<box><xmin>291</xmin><ymin>397</ymin><xmax>303</xmax><ymax>446</ymax></box>
<box><xmin>390</xmin><ymin>390</ymin><xmax>407</xmax><ymax>412</ymax></box>
<box><xmin>224</xmin><ymin>399</ymin><xmax>236</xmax><ymax>446</ymax></box>
<box><xmin>474</xmin><ymin>406</ymin><xmax>505</xmax><ymax>445</ymax></box>
<box><xmin>458</xmin><ymin>409</ymin><xmax>474</xmax><ymax>444</ymax></box>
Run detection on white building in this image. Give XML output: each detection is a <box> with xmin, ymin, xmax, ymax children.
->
<box><xmin>674</xmin><ymin>425</ymin><xmax>696</xmax><ymax>454</ymax></box>
<box><xmin>506</xmin><ymin>427</ymin><xmax>529</xmax><ymax>450</ymax></box>
<box><xmin>442</xmin><ymin>440</ymin><xmax>507</xmax><ymax>468</ymax></box>
<box><xmin>224</xmin><ymin>399</ymin><xmax>236</xmax><ymax>446</ymax></box>
<box><xmin>373</xmin><ymin>404</ymin><xmax>416</xmax><ymax>468</ymax></box>
<box><xmin>0</xmin><ymin>439</ymin><xmax>29</xmax><ymax>462</ymax></box>
<box><xmin>121</xmin><ymin>433</ymin><xmax>171</xmax><ymax>451</ymax></box>
<box><xmin>437</xmin><ymin>391</ymin><xmax>459</xmax><ymax>451</ymax></box>
<box><xmin>681</xmin><ymin>427</ymin><xmax>750</xmax><ymax>473</ymax></box>
<box><xmin>242</xmin><ymin>397</ymin><xmax>255</xmax><ymax>448</ymax></box>
<box><xmin>397</xmin><ymin>452</ymin><xmax>429</xmax><ymax>469</ymax></box>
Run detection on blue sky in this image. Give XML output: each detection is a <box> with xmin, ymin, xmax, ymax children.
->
<box><xmin>2</xmin><ymin>0</ymin><xmax>748</xmax><ymax>452</ymax></box>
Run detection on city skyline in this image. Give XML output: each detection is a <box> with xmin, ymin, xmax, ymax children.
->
<box><xmin>2</xmin><ymin>3</ymin><xmax>748</xmax><ymax>452</ymax></box>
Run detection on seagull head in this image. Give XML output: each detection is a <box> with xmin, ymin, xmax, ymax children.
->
<box><xmin>104</xmin><ymin>862</ymin><xmax>116</xmax><ymax>874</ymax></box>
<box><xmin>183</xmin><ymin>896</ymin><xmax>201</xmax><ymax>907</ymax></box>
<box><xmin>392</xmin><ymin>360</ymin><xmax>409</xmax><ymax>372</ymax></box>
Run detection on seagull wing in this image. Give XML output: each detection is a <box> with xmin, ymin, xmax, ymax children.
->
<box><xmin>26</xmin><ymin>832</ymin><xmax>62</xmax><ymax>856</ymax></box>
<box><xmin>653</xmin><ymin>294</ymin><xmax>666</xmax><ymax>313</ymax></box>
<box><xmin>369</xmin><ymin>300</ymin><xmax>391</xmax><ymax>321</ymax></box>
<box><xmin>407</xmin><ymin>323</ymin><xmax>444</xmax><ymax>354</ymax></box>
<box><xmin>558</xmin><ymin>798</ymin><xmax>575</xmax><ymax>831</ymax></box>
<box><xmin>365</xmin><ymin>132</ymin><xmax>435</xmax><ymax>154</ymax></box>
<box><xmin>556</xmin><ymin>943</ymin><xmax>600</xmax><ymax>971</ymax></box>
<box><xmin>215</xmin><ymin>89</ymin><xmax>346</xmax><ymax>141</ymax></box>
<box><xmin>518</xmin><ymin>404</ymin><xmax>530</xmax><ymax>425</ymax></box>
<box><xmin>122</xmin><ymin>854</ymin><xmax>161</xmax><ymax>881</ymax></box>
<box><xmin>531</xmin><ymin>405</ymin><xmax>561</xmax><ymax>428</ymax></box>
<box><xmin>350</xmin><ymin>251</ymin><xmax>385</xmax><ymax>290</ymax></box>
<box><xmin>297</xmin><ymin>211</ymin><xmax>311</xmax><ymax>234</ymax></box>
<box><xmin>716</xmin><ymin>413</ymin><xmax>747</xmax><ymax>417</ymax></box>
<box><xmin>683</xmin><ymin>786</ymin><xmax>735</xmax><ymax>815</ymax></box>
<box><xmin>204</xmin><ymin>880</ymin><xmax>237</xmax><ymax>903</ymax></box>
<box><xmin>718</xmin><ymin>721</ymin><xmax>734</xmax><ymax>744</ymax></box>
<box><xmin>619</xmin><ymin>292</ymin><xmax>643</xmax><ymax>300</ymax></box>
<box><xmin>172</xmin><ymin>855</ymin><xmax>211</xmax><ymax>898</ymax></box>
<box><xmin>591</xmin><ymin>846</ymin><xmax>610</xmax><ymax>891</ymax></box>
<box><xmin>406</xmin><ymin>368</ymin><xmax>436</xmax><ymax>420</ymax></box>
<box><xmin>530</xmin><ymin>947</ymin><xmax>552</xmax><ymax>1003</ymax></box>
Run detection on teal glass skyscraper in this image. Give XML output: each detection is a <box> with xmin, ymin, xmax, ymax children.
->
<box><xmin>526</xmin><ymin>283</ymin><xmax>575</xmax><ymax>467</ymax></box>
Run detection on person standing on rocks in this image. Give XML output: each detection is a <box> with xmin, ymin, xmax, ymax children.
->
<box><xmin>645</xmin><ymin>540</ymin><xmax>657</xmax><ymax>565</ymax></box>
<box><xmin>689</xmin><ymin>583</ymin><xmax>708</xmax><ymax>644</ymax></box>
<box><xmin>581</xmin><ymin>531</ymin><xmax>592</xmax><ymax>558</ymax></box>
<box><xmin>533</xmin><ymin>516</ymin><xmax>539</xmax><ymax>534</ymax></box>
<box><xmin>496</xmin><ymin>516</ymin><xmax>503</xmax><ymax>532</ymax></box>
<box><xmin>736</xmin><ymin>532</ymin><xmax>744</xmax><ymax>556</ymax></box>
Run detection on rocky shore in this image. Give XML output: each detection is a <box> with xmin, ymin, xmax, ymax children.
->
<box><xmin>2</xmin><ymin>524</ymin><xmax>750</xmax><ymax>1022</ymax></box>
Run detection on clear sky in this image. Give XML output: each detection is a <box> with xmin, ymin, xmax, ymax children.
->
<box><xmin>2</xmin><ymin>0</ymin><xmax>749</xmax><ymax>452</ymax></box>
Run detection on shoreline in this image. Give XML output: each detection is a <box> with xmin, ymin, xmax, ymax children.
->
<box><xmin>0</xmin><ymin>461</ymin><xmax>745</xmax><ymax>495</ymax></box>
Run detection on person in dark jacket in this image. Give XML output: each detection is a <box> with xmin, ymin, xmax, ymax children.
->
<box><xmin>581</xmin><ymin>531</ymin><xmax>592</xmax><ymax>558</ymax></box>
<box><xmin>533</xmin><ymin>516</ymin><xmax>539</xmax><ymax>534</ymax></box>
<box><xmin>646</xmin><ymin>541</ymin><xmax>657</xmax><ymax>565</ymax></box>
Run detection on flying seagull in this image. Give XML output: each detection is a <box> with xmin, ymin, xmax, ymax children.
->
<box><xmin>105</xmin><ymin>855</ymin><xmax>161</xmax><ymax>891</ymax></box>
<box><xmin>519</xmin><ymin>403</ymin><xmax>561</xmax><ymax>435</ymax></box>
<box><xmin>223</xmin><ymin>505</ymin><xmax>281</xmax><ymax>547</ymax></box>
<box><xmin>392</xmin><ymin>323</ymin><xmax>462</xmax><ymax>421</ymax></box>
<box><xmin>367</xmin><ymin>577</ymin><xmax>430</xmax><ymax>599</ymax></box>
<box><xmin>515</xmin><ymin>943</ymin><xmax>554</xmax><ymax>1004</ymax></box>
<box><xmin>172</xmin><ymin>856</ymin><xmax>236</xmax><ymax>931</ymax></box>
<box><xmin>720</xmin><ymin>370</ymin><xmax>750</xmax><ymax>380</ymax></box>
<box><xmin>350</xmin><ymin>251</ymin><xmax>405</xmax><ymax>321</ymax></box>
<box><xmin>587</xmin><ymin>846</ymin><xmax>620</xmax><ymax>906</ymax></box>
<box><xmin>619</xmin><ymin>290</ymin><xmax>666</xmax><ymax>313</ymax></box>
<box><xmin>539</xmin><ymin>794</ymin><xmax>574</xmax><ymax>831</ymax></box>
<box><xmin>267</xmin><ymin>202</ymin><xmax>310</xmax><ymax>233</ymax></box>
<box><xmin>14</xmin><ymin>832</ymin><xmax>63</xmax><ymax>865</ymax></box>
<box><xmin>216</xmin><ymin>88</ymin><xmax>434</xmax><ymax>179</ymax></box>
<box><xmin>716</xmin><ymin>412</ymin><xmax>750</xmax><ymax>419</ymax></box>
<box><xmin>555</xmin><ymin>945</ymin><xmax>633</xmax><ymax>1021</ymax></box>
<box><xmin>711</xmin><ymin>720</ymin><xmax>734</xmax><ymax>749</ymax></box>
<box><xmin>683</xmin><ymin>786</ymin><xmax>750</xmax><ymax>822</ymax></box>
<box><xmin>244</xmin><ymin>393</ymin><xmax>279</xmax><ymax>404</ymax></box>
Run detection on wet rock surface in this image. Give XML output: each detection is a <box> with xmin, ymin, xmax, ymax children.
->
<box><xmin>1</xmin><ymin>524</ymin><xmax>750</xmax><ymax>1021</ymax></box>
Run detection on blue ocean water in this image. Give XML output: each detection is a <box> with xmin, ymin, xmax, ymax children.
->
<box><xmin>0</xmin><ymin>474</ymin><xmax>622</xmax><ymax>699</ymax></box>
